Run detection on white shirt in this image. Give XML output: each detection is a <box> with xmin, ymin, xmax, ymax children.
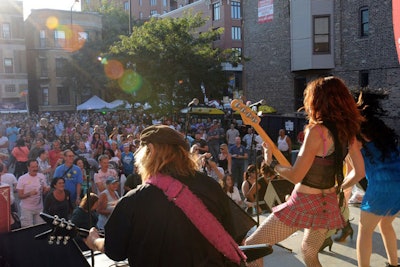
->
<box><xmin>227</xmin><ymin>186</ymin><xmax>241</xmax><ymax>204</ymax></box>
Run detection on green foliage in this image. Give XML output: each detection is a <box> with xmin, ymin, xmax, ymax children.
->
<box><xmin>108</xmin><ymin>12</ymin><xmax>229</xmax><ymax>115</ymax></box>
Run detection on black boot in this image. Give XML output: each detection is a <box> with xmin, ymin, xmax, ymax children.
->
<box><xmin>385</xmin><ymin>263</ymin><xmax>400</xmax><ymax>267</ymax></box>
<box><xmin>334</xmin><ymin>220</ymin><xmax>354</xmax><ymax>242</ymax></box>
<box><xmin>319</xmin><ymin>237</ymin><xmax>333</xmax><ymax>252</ymax></box>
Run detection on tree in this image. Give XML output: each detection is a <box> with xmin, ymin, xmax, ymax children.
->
<box><xmin>107</xmin><ymin>12</ymin><xmax>229</xmax><ymax>115</ymax></box>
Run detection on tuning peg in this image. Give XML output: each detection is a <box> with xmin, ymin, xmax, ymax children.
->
<box><xmin>59</xmin><ymin>218</ymin><xmax>67</xmax><ymax>228</ymax></box>
<box><xmin>66</xmin><ymin>220</ymin><xmax>73</xmax><ymax>230</ymax></box>
<box><xmin>48</xmin><ymin>235</ymin><xmax>55</xmax><ymax>245</ymax></box>
<box><xmin>52</xmin><ymin>215</ymin><xmax>60</xmax><ymax>225</ymax></box>
<box><xmin>63</xmin><ymin>236</ymin><xmax>70</xmax><ymax>245</ymax></box>
<box><xmin>56</xmin><ymin>236</ymin><xmax>63</xmax><ymax>245</ymax></box>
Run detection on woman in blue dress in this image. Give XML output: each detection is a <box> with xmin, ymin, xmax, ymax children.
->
<box><xmin>342</xmin><ymin>92</ymin><xmax>400</xmax><ymax>267</ymax></box>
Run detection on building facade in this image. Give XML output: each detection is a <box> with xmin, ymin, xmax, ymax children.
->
<box><xmin>161</xmin><ymin>0</ymin><xmax>244</xmax><ymax>98</ymax></box>
<box><xmin>243</xmin><ymin>0</ymin><xmax>400</xmax><ymax>133</ymax></box>
<box><xmin>25</xmin><ymin>9</ymin><xmax>102</xmax><ymax>112</ymax></box>
<box><xmin>0</xmin><ymin>0</ymin><xmax>28</xmax><ymax>112</ymax></box>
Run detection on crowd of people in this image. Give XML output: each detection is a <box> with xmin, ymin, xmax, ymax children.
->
<box><xmin>0</xmin><ymin>76</ymin><xmax>399</xmax><ymax>267</ymax></box>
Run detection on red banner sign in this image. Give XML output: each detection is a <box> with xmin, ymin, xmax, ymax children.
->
<box><xmin>394</xmin><ymin>0</ymin><xmax>400</xmax><ymax>63</ymax></box>
<box><xmin>258</xmin><ymin>0</ymin><xmax>274</xmax><ymax>24</ymax></box>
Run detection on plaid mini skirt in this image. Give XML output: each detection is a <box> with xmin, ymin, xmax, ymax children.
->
<box><xmin>272</xmin><ymin>190</ymin><xmax>345</xmax><ymax>230</ymax></box>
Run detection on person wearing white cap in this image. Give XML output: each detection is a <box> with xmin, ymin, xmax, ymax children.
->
<box><xmin>96</xmin><ymin>177</ymin><xmax>120</xmax><ymax>230</ymax></box>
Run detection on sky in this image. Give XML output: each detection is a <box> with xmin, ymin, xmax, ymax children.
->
<box><xmin>22</xmin><ymin>0</ymin><xmax>81</xmax><ymax>19</ymax></box>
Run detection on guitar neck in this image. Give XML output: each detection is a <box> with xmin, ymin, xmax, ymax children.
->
<box><xmin>252</xmin><ymin>124</ymin><xmax>291</xmax><ymax>167</ymax></box>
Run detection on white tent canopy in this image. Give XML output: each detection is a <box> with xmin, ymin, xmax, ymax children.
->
<box><xmin>107</xmin><ymin>99</ymin><xmax>126</xmax><ymax>109</ymax></box>
<box><xmin>76</xmin><ymin>95</ymin><xmax>113</xmax><ymax>111</ymax></box>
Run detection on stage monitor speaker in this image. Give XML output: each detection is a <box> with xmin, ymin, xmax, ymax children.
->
<box><xmin>0</xmin><ymin>223</ymin><xmax>89</xmax><ymax>267</ymax></box>
<box><xmin>264</xmin><ymin>180</ymin><xmax>295</xmax><ymax>211</ymax></box>
<box><xmin>270</xmin><ymin>180</ymin><xmax>295</xmax><ymax>203</ymax></box>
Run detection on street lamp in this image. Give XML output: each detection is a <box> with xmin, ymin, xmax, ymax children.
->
<box><xmin>70</xmin><ymin>0</ymin><xmax>79</xmax><ymax>27</ymax></box>
<box><xmin>129</xmin><ymin>0</ymin><xmax>132</xmax><ymax>35</ymax></box>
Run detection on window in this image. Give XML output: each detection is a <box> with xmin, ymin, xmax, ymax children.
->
<box><xmin>42</xmin><ymin>88</ymin><xmax>49</xmax><ymax>106</ymax></box>
<box><xmin>55</xmin><ymin>58</ymin><xmax>67</xmax><ymax>77</ymax></box>
<box><xmin>139</xmin><ymin>0</ymin><xmax>142</xmax><ymax>6</ymax></box>
<box><xmin>232</xmin><ymin>26</ymin><xmax>241</xmax><ymax>40</ymax></box>
<box><xmin>39</xmin><ymin>58</ymin><xmax>48</xmax><ymax>77</ymax></box>
<box><xmin>54</xmin><ymin>30</ymin><xmax>66</xmax><ymax>48</ymax></box>
<box><xmin>124</xmin><ymin>1</ymin><xmax>129</xmax><ymax>11</ymax></box>
<box><xmin>4</xmin><ymin>58</ymin><xmax>13</xmax><ymax>73</ymax></box>
<box><xmin>40</xmin><ymin>30</ymin><xmax>46</xmax><ymax>48</ymax></box>
<box><xmin>150</xmin><ymin>10</ymin><xmax>158</xmax><ymax>16</ymax></box>
<box><xmin>139</xmin><ymin>12</ymin><xmax>143</xmax><ymax>19</ymax></box>
<box><xmin>359</xmin><ymin>71</ymin><xmax>369</xmax><ymax>88</ymax></box>
<box><xmin>231</xmin><ymin>1</ymin><xmax>241</xmax><ymax>19</ymax></box>
<box><xmin>57</xmin><ymin>87</ymin><xmax>70</xmax><ymax>105</ymax></box>
<box><xmin>213</xmin><ymin>2</ymin><xmax>221</xmax><ymax>21</ymax></box>
<box><xmin>5</xmin><ymin>85</ymin><xmax>16</xmax><ymax>93</ymax></box>
<box><xmin>2</xmin><ymin>23</ymin><xmax>11</xmax><ymax>39</ymax></box>
<box><xmin>360</xmin><ymin>7</ymin><xmax>369</xmax><ymax>37</ymax></box>
<box><xmin>313</xmin><ymin>16</ymin><xmax>330</xmax><ymax>53</ymax></box>
<box><xmin>163</xmin><ymin>0</ymin><xmax>167</xmax><ymax>6</ymax></box>
<box><xmin>150</xmin><ymin>0</ymin><xmax>157</xmax><ymax>6</ymax></box>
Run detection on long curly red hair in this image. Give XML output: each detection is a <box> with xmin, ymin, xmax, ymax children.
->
<box><xmin>303</xmin><ymin>76</ymin><xmax>363</xmax><ymax>144</ymax></box>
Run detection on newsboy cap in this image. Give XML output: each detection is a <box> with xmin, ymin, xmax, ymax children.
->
<box><xmin>140</xmin><ymin>125</ymin><xmax>188</xmax><ymax>149</ymax></box>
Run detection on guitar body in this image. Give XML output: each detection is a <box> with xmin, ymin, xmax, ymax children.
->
<box><xmin>231</xmin><ymin>99</ymin><xmax>291</xmax><ymax>167</ymax></box>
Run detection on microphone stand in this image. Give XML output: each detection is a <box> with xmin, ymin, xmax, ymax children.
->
<box><xmin>184</xmin><ymin>105</ymin><xmax>193</xmax><ymax>146</ymax></box>
<box><xmin>250</xmin><ymin>131</ymin><xmax>260</xmax><ymax>226</ymax></box>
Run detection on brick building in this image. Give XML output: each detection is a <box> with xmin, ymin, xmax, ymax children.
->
<box><xmin>25</xmin><ymin>9</ymin><xmax>102</xmax><ymax>112</ymax></box>
<box><xmin>243</xmin><ymin>0</ymin><xmax>400</xmax><ymax>133</ymax></box>
<box><xmin>0</xmin><ymin>0</ymin><xmax>28</xmax><ymax>111</ymax></box>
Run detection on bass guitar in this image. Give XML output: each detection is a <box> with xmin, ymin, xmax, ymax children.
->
<box><xmin>37</xmin><ymin>212</ymin><xmax>273</xmax><ymax>262</ymax></box>
<box><xmin>230</xmin><ymin>99</ymin><xmax>291</xmax><ymax>167</ymax></box>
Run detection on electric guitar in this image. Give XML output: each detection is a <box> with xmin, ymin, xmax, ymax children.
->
<box><xmin>230</xmin><ymin>99</ymin><xmax>291</xmax><ymax>167</ymax></box>
<box><xmin>37</xmin><ymin>212</ymin><xmax>273</xmax><ymax>262</ymax></box>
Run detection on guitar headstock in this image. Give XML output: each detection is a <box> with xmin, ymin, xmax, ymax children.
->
<box><xmin>230</xmin><ymin>99</ymin><xmax>261</xmax><ymax>126</ymax></box>
<box><xmin>38</xmin><ymin>212</ymin><xmax>78</xmax><ymax>245</ymax></box>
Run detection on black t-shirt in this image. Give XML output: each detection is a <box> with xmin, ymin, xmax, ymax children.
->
<box><xmin>104</xmin><ymin>172</ymin><xmax>239</xmax><ymax>267</ymax></box>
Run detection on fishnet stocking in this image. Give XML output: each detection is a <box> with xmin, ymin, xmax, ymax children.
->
<box><xmin>245</xmin><ymin>214</ymin><xmax>299</xmax><ymax>267</ymax></box>
<box><xmin>302</xmin><ymin>229</ymin><xmax>327</xmax><ymax>267</ymax></box>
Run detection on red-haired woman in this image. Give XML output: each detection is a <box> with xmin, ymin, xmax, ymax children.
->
<box><xmin>245</xmin><ymin>76</ymin><xmax>365</xmax><ymax>267</ymax></box>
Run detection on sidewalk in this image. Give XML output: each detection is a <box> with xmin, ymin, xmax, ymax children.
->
<box><xmin>86</xmin><ymin>206</ymin><xmax>400</xmax><ymax>267</ymax></box>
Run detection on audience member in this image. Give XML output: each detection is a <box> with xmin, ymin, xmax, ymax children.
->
<box><xmin>96</xmin><ymin>177</ymin><xmax>120</xmax><ymax>231</ymax></box>
<box><xmin>17</xmin><ymin>159</ymin><xmax>50</xmax><ymax>227</ymax></box>
<box><xmin>53</xmin><ymin>149</ymin><xmax>83</xmax><ymax>206</ymax></box>
<box><xmin>218</xmin><ymin>143</ymin><xmax>232</xmax><ymax>174</ymax></box>
<box><xmin>230</xmin><ymin>136</ymin><xmax>248</xmax><ymax>186</ymax></box>
<box><xmin>94</xmin><ymin>154</ymin><xmax>118</xmax><ymax>194</ymax></box>
<box><xmin>222</xmin><ymin>174</ymin><xmax>242</xmax><ymax>206</ymax></box>
<box><xmin>11</xmin><ymin>138</ymin><xmax>30</xmax><ymax>178</ymax></box>
<box><xmin>43</xmin><ymin>177</ymin><xmax>73</xmax><ymax>219</ymax></box>
<box><xmin>277</xmin><ymin>129</ymin><xmax>292</xmax><ymax>164</ymax></box>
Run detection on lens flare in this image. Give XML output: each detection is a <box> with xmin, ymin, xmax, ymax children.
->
<box><xmin>104</xmin><ymin>60</ymin><xmax>124</xmax><ymax>80</ymax></box>
<box><xmin>118</xmin><ymin>69</ymin><xmax>143</xmax><ymax>93</ymax></box>
<box><xmin>66</xmin><ymin>24</ymin><xmax>86</xmax><ymax>52</ymax></box>
<box><xmin>46</xmin><ymin>16</ymin><xmax>59</xmax><ymax>30</ymax></box>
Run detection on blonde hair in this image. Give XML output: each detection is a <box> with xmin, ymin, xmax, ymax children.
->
<box><xmin>135</xmin><ymin>143</ymin><xmax>197</xmax><ymax>181</ymax></box>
